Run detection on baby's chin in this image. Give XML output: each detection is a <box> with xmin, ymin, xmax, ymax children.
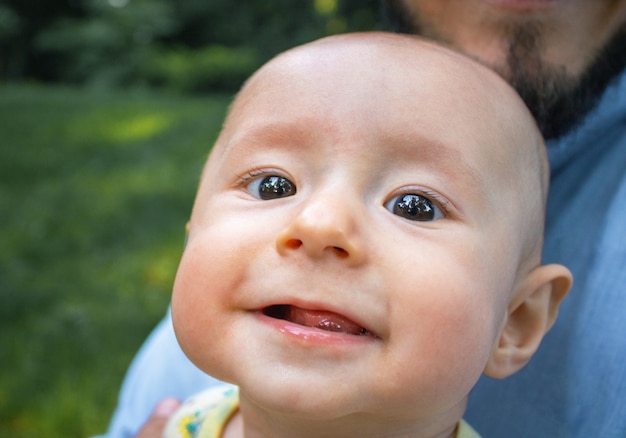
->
<box><xmin>234</xmin><ymin>374</ymin><xmax>368</xmax><ymax>420</ymax></box>
<box><xmin>237</xmin><ymin>381</ymin><xmax>466</xmax><ymax>438</ymax></box>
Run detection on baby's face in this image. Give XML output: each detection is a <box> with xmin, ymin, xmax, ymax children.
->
<box><xmin>172</xmin><ymin>34</ymin><xmax>544</xmax><ymax>424</ymax></box>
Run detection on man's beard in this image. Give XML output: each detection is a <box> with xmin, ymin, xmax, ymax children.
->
<box><xmin>503</xmin><ymin>24</ymin><xmax>626</xmax><ymax>139</ymax></box>
<box><xmin>384</xmin><ymin>0</ymin><xmax>626</xmax><ymax>139</ymax></box>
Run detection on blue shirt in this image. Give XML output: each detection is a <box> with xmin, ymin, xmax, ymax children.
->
<box><xmin>100</xmin><ymin>69</ymin><xmax>626</xmax><ymax>438</ymax></box>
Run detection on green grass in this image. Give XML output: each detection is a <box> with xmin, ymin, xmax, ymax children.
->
<box><xmin>0</xmin><ymin>84</ymin><xmax>231</xmax><ymax>437</ymax></box>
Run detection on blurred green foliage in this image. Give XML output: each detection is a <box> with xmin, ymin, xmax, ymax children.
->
<box><xmin>1</xmin><ymin>0</ymin><xmax>386</xmax><ymax>92</ymax></box>
<box><xmin>142</xmin><ymin>45</ymin><xmax>259</xmax><ymax>93</ymax></box>
<box><xmin>0</xmin><ymin>1</ymin><xmax>390</xmax><ymax>435</ymax></box>
<box><xmin>33</xmin><ymin>0</ymin><xmax>178</xmax><ymax>88</ymax></box>
<box><xmin>0</xmin><ymin>83</ymin><xmax>231</xmax><ymax>436</ymax></box>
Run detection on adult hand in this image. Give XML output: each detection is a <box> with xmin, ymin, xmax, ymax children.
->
<box><xmin>134</xmin><ymin>398</ymin><xmax>181</xmax><ymax>438</ymax></box>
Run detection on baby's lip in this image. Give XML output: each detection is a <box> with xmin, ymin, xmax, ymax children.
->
<box><xmin>262</xmin><ymin>304</ymin><xmax>376</xmax><ymax>337</ymax></box>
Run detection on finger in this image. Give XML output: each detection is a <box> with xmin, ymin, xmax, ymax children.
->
<box><xmin>134</xmin><ymin>398</ymin><xmax>181</xmax><ymax>438</ymax></box>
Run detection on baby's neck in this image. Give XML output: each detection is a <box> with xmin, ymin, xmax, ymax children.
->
<box><xmin>223</xmin><ymin>404</ymin><xmax>461</xmax><ymax>438</ymax></box>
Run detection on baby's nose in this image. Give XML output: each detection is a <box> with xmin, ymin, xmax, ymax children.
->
<box><xmin>275</xmin><ymin>194</ymin><xmax>365</xmax><ymax>265</ymax></box>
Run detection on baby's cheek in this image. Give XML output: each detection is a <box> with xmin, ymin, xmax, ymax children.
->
<box><xmin>171</xmin><ymin>251</ymin><xmax>216</xmax><ymax>344</ymax></box>
<box><xmin>376</xmin><ymin>303</ymin><xmax>494</xmax><ymax>416</ymax></box>
<box><xmin>431</xmin><ymin>297</ymin><xmax>497</xmax><ymax>382</ymax></box>
<box><xmin>172</xmin><ymin>291</ymin><xmax>218</xmax><ymax>374</ymax></box>
<box><xmin>454</xmin><ymin>305</ymin><xmax>501</xmax><ymax>377</ymax></box>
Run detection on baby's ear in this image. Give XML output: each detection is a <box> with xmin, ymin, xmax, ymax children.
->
<box><xmin>484</xmin><ymin>264</ymin><xmax>572</xmax><ymax>379</ymax></box>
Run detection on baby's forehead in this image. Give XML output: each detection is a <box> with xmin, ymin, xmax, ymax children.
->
<box><xmin>227</xmin><ymin>34</ymin><xmax>538</xmax><ymax>158</ymax></box>
<box><xmin>267</xmin><ymin>34</ymin><xmax>511</xmax><ymax>93</ymax></box>
<box><xmin>236</xmin><ymin>33</ymin><xmax>533</xmax><ymax>132</ymax></box>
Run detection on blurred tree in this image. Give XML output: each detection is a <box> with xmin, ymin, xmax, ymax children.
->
<box><xmin>34</xmin><ymin>0</ymin><xmax>178</xmax><ymax>87</ymax></box>
<box><xmin>0</xmin><ymin>4</ymin><xmax>22</xmax><ymax>77</ymax></box>
<box><xmin>0</xmin><ymin>0</ymin><xmax>85</xmax><ymax>81</ymax></box>
<box><xmin>168</xmin><ymin>1</ymin><xmax>320</xmax><ymax>48</ymax></box>
<box><xmin>0</xmin><ymin>0</ymin><xmax>385</xmax><ymax>91</ymax></box>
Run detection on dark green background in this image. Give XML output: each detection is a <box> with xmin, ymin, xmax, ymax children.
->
<box><xmin>0</xmin><ymin>1</ymin><xmax>389</xmax><ymax>436</ymax></box>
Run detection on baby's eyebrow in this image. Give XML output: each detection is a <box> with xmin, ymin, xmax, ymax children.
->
<box><xmin>221</xmin><ymin>120</ymin><xmax>319</xmax><ymax>156</ymax></box>
<box><xmin>428</xmin><ymin>143</ymin><xmax>484</xmax><ymax>189</ymax></box>
<box><xmin>382</xmin><ymin>128</ymin><xmax>486</xmax><ymax>191</ymax></box>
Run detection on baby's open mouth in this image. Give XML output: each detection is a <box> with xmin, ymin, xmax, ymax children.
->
<box><xmin>262</xmin><ymin>305</ymin><xmax>373</xmax><ymax>337</ymax></box>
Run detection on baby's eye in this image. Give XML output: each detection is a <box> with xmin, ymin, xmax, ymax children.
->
<box><xmin>385</xmin><ymin>193</ymin><xmax>443</xmax><ymax>222</ymax></box>
<box><xmin>247</xmin><ymin>175</ymin><xmax>296</xmax><ymax>200</ymax></box>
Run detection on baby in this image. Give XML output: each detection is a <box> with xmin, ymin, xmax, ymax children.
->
<box><xmin>164</xmin><ymin>32</ymin><xmax>572</xmax><ymax>438</ymax></box>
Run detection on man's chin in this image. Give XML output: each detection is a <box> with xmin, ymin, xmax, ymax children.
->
<box><xmin>500</xmin><ymin>23</ymin><xmax>626</xmax><ymax>139</ymax></box>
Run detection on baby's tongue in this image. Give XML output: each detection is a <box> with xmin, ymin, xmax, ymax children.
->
<box><xmin>286</xmin><ymin>306</ymin><xmax>363</xmax><ymax>335</ymax></box>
